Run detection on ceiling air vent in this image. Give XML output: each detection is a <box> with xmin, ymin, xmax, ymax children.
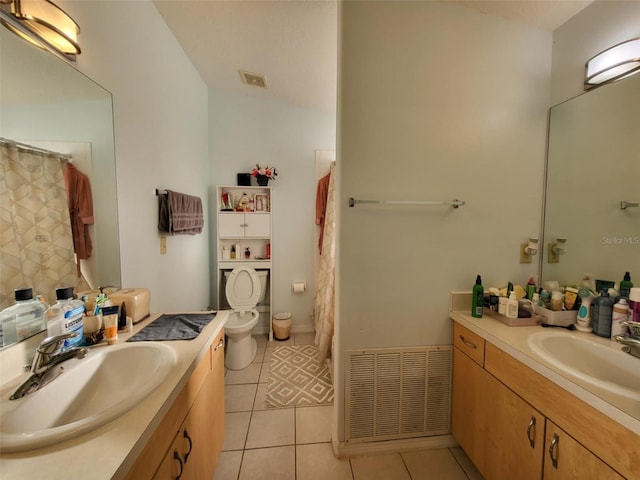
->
<box><xmin>239</xmin><ymin>70</ymin><xmax>267</xmax><ymax>88</ymax></box>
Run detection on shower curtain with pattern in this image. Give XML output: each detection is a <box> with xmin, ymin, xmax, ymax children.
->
<box><xmin>0</xmin><ymin>140</ymin><xmax>89</xmax><ymax>309</ymax></box>
<box><xmin>314</xmin><ymin>163</ymin><xmax>336</xmax><ymax>363</ymax></box>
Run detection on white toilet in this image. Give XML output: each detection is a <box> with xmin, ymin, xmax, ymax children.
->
<box><xmin>224</xmin><ymin>266</ymin><xmax>268</xmax><ymax>370</ymax></box>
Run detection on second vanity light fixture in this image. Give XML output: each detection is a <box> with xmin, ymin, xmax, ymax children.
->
<box><xmin>585</xmin><ymin>37</ymin><xmax>640</xmax><ymax>88</ymax></box>
<box><xmin>0</xmin><ymin>0</ymin><xmax>80</xmax><ymax>59</ymax></box>
<box><xmin>548</xmin><ymin>238</ymin><xmax>568</xmax><ymax>264</ymax></box>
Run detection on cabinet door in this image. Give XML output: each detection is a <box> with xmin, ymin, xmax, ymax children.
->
<box><xmin>218</xmin><ymin>213</ymin><xmax>246</xmax><ymax>238</ymax></box>
<box><xmin>453</xmin><ymin>345</ymin><xmax>544</xmax><ymax>480</ymax></box>
<box><xmin>483</xmin><ymin>372</ymin><xmax>544</xmax><ymax>480</ymax></box>
<box><xmin>154</xmin><ymin>425</ymin><xmax>192</xmax><ymax>480</ymax></box>
<box><xmin>244</xmin><ymin>213</ymin><xmax>270</xmax><ymax>237</ymax></box>
<box><xmin>452</xmin><ymin>346</ymin><xmax>491</xmax><ymax>474</ymax></box>
<box><xmin>544</xmin><ymin>420</ymin><xmax>624</xmax><ymax>480</ymax></box>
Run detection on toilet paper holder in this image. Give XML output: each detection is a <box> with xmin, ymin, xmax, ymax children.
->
<box><xmin>292</xmin><ymin>282</ymin><xmax>306</xmax><ymax>293</ymax></box>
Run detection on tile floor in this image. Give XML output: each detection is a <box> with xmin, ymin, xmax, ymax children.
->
<box><xmin>214</xmin><ymin>333</ymin><xmax>483</xmax><ymax>480</ymax></box>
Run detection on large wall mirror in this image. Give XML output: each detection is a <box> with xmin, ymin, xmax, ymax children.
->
<box><xmin>0</xmin><ymin>27</ymin><xmax>121</xmax><ymax>347</ymax></box>
<box><xmin>541</xmin><ymin>74</ymin><xmax>639</xmax><ymax>287</ymax></box>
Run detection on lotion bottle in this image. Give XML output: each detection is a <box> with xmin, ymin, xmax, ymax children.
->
<box><xmin>471</xmin><ymin>274</ymin><xmax>484</xmax><ymax>318</ymax></box>
<box><xmin>506</xmin><ymin>291</ymin><xmax>518</xmax><ymax>319</ymax></box>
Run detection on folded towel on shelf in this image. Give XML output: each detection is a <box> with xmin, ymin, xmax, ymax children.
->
<box><xmin>158</xmin><ymin>189</ymin><xmax>204</xmax><ymax>235</ymax></box>
<box><xmin>127</xmin><ymin>313</ymin><xmax>216</xmax><ymax>342</ymax></box>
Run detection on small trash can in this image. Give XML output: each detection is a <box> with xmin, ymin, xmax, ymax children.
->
<box><xmin>272</xmin><ymin>312</ymin><xmax>292</xmax><ymax>341</ymax></box>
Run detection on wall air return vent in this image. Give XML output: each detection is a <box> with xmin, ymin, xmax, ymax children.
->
<box><xmin>345</xmin><ymin>345</ymin><xmax>452</xmax><ymax>443</ymax></box>
<box><xmin>239</xmin><ymin>70</ymin><xmax>267</xmax><ymax>88</ymax></box>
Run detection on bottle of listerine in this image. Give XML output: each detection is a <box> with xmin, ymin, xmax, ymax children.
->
<box><xmin>471</xmin><ymin>275</ymin><xmax>484</xmax><ymax>318</ymax></box>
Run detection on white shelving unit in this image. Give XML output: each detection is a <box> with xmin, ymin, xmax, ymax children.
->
<box><xmin>216</xmin><ymin>185</ymin><xmax>273</xmax><ymax>340</ymax></box>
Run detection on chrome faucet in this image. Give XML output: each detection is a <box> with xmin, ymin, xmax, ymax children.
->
<box><xmin>10</xmin><ymin>333</ymin><xmax>89</xmax><ymax>400</ymax></box>
<box><xmin>613</xmin><ymin>321</ymin><xmax>640</xmax><ymax>360</ymax></box>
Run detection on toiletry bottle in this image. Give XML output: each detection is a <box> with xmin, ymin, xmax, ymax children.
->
<box><xmin>550</xmin><ymin>291</ymin><xmax>563</xmax><ymax>311</ymax></box>
<box><xmin>630</xmin><ymin>288</ymin><xmax>640</xmax><ymax>323</ymax></box>
<box><xmin>506</xmin><ymin>291</ymin><xmax>518</xmax><ymax>319</ymax></box>
<box><xmin>591</xmin><ymin>289</ymin><xmax>614</xmax><ymax>338</ymax></box>
<box><xmin>498</xmin><ymin>294</ymin><xmax>507</xmax><ymax>316</ymax></box>
<box><xmin>51</xmin><ymin>287</ymin><xmax>85</xmax><ymax>349</ymax></box>
<box><xmin>244</xmin><ymin>247</ymin><xmax>251</xmax><ymax>259</ymax></box>
<box><xmin>575</xmin><ymin>288</ymin><xmax>594</xmax><ymax>332</ymax></box>
<box><xmin>619</xmin><ymin>272</ymin><xmax>633</xmax><ymax>299</ymax></box>
<box><xmin>0</xmin><ymin>288</ymin><xmax>46</xmax><ymax>347</ymax></box>
<box><xmin>526</xmin><ymin>277</ymin><xmax>536</xmax><ymax>300</ymax></box>
<box><xmin>266</xmin><ymin>243</ymin><xmax>271</xmax><ymax>260</ymax></box>
<box><xmin>230</xmin><ymin>244</ymin><xmax>236</xmax><ymax>259</ymax></box>
<box><xmin>611</xmin><ymin>298</ymin><xmax>629</xmax><ymax>337</ymax></box>
<box><xmin>471</xmin><ymin>275</ymin><xmax>484</xmax><ymax>318</ymax></box>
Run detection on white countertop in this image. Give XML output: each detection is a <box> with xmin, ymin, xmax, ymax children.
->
<box><xmin>0</xmin><ymin>310</ymin><xmax>228</xmax><ymax>480</ymax></box>
<box><xmin>449</xmin><ymin>307</ymin><xmax>640</xmax><ymax>437</ymax></box>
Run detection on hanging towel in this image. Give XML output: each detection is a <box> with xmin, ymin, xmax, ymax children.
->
<box><xmin>158</xmin><ymin>189</ymin><xmax>204</xmax><ymax>235</ymax></box>
<box><xmin>315</xmin><ymin>172</ymin><xmax>331</xmax><ymax>254</ymax></box>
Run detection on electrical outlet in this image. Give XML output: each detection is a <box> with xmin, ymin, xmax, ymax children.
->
<box><xmin>520</xmin><ymin>243</ymin><xmax>532</xmax><ymax>263</ymax></box>
<box><xmin>160</xmin><ymin>236</ymin><xmax>167</xmax><ymax>255</ymax></box>
<box><xmin>547</xmin><ymin>243</ymin><xmax>559</xmax><ymax>263</ymax></box>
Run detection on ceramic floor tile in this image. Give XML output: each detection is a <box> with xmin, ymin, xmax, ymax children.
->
<box><xmin>214</xmin><ymin>450</ymin><xmax>243</xmax><ymax>479</ymax></box>
<box><xmin>259</xmin><ymin>361</ymin><xmax>270</xmax><ymax>383</ymax></box>
<box><xmin>253</xmin><ymin>382</ymin><xmax>268</xmax><ymax>411</ymax></box>
<box><xmin>402</xmin><ymin>448</ymin><xmax>469</xmax><ymax>480</ymax></box>
<box><xmin>253</xmin><ymin>341</ymin><xmax>266</xmax><ymax>363</ymax></box>
<box><xmin>350</xmin><ymin>453</ymin><xmax>411</xmax><ymax>480</ymax></box>
<box><xmin>297</xmin><ymin>443</ymin><xmax>353</xmax><ymax>480</ymax></box>
<box><xmin>294</xmin><ymin>332</ymin><xmax>316</xmax><ymax>345</ymax></box>
<box><xmin>450</xmin><ymin>447</ymin><xmax>484</xmax><ymax>480</ymax></box>
<box><xmin>255</xmin><ymin>334</ymin><xmax>268</xmax><ymax>347</ymax></box>
<box><xmin>296</xmin><ymin>405</ymin><xmax>333</xmax><ymax>444</ymax></box>
<box><xmin>221</xmin><ymin>411</ymin><xmax>251</xmax><ymax>451</ymax></box>
<box><xmin>245</xmin><ymin>408</ymin><xmax>295</xmax><ymax>449</ymax></box>
<box><xmin>225</xmin><ymin>362</ymin><xmax>262</xmax><ymax>384</ymax></box>
<box><xmin>264</xmin><ymin>345</ymin><xmax>275</xmax><ymax>363</ymax></box>
<box><xmin>225</xmin><ymin>383</ymin><xmax>257</xmax><ymax>412</ymax></box>
<box><xmin>239</xmin><ymin>446</ymin><xmax>295</xmax><ymax>480</ymax></box>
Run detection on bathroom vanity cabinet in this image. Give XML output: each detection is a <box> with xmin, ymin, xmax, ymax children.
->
<box><xmin>124</xmin><ymin>330</ymin><xmax>225</xmax><ymax>480</ymax></box>
<box><xmin>452</xmin><ymin>322</ymin><xmax>633</xmax><ymax>480</ymax></box>
<box><xmin>216</xmin><ymin>185</ymin><xmax>273</xmax><ymax>338</ymax></box>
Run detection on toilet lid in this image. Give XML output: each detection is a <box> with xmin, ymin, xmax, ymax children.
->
<box><xmin>225</xmin><ymin>266</ymin><xmax>261</xmax><ymax>312</ymax></box>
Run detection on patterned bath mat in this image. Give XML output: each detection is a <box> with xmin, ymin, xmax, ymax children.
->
<box><xmin>266</xmin><ymin>345</ymin><xmax>334</xmax><ymax>408</ymax></box>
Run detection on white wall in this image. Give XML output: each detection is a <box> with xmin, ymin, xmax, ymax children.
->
<box><xmin>208</xmin><ymin>91</ymin><xmax>336</xmax><ymax>328</ymax></box>
<box><xmin>336</xmin><ymin>1</ymin><xmax>552</xmax><ymax>442</ymax></box>
<box><xmin>58</xmin><ymin>0</ymin><xmax>211</xmax><ymax>312</ymax></box>
<box><xmin>551</xmin><ymin>0</ymin><xmax>640</xmax><ymax>105</ymax></box>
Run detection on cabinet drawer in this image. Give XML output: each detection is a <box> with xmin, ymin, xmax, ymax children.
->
<box><xmin>453</xmin><ymin>322</ymin><xmax>485</xmax><ymax>366</ymax></box>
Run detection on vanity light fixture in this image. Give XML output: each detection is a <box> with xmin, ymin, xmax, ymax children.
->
<box><xmin>0</xmin><ymin>0</ymin><xmax>80</xmax><ymax>59</ymax></box>
<box><xmin>547</xmin><ymin>238</ymin><xmax>567</xmax><ymax>264</ymax></box>
<box><xmin>520</xmin><ymin>237</ymin><xmax>539</xmax><ymax>264</ymax></box>
<box><xmin>585</xmin><ymin>37</ymin><xmax>640</xmax><ymax>89</ymax></box>
<box><xmin>524</xmin><ymin>238</ymin><xmax>540</xmax><ymax>256</ymax></box>
<box><xmin>552</xmin><ymin>237</ymin><xmax>567</xmax><ymax>256</ymax></box>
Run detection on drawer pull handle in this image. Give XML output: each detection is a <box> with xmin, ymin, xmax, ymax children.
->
<box><xmin>183</xmin><ymin>429</ymin><xmax>193</xmax><ymax>463</ymax></box>
<box><xmin>549</xmin><ymin>433</ymin><xmax>559</xmax><ymax>469</ymax></box>
<box><xmin>173</xmin><ymin>451</ymin><xmax>184</xmax><ymax>479</ymax></box>
<box><xmin>459</xmin><ymin>335</ymin><xmax>478</xmax><ymax>349</ymax></box>
<box><xmin>526</xmin><ymin>416</ymin><xmax>536</xmax><ymax>448</ymax></box>
<box><xmin>214</xmin><ymin>338</ymin><xmax>225</xmax><ymax>351</ymax></box>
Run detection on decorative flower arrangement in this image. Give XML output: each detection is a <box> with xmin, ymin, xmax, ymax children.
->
<box><xmin>251</xmin><ymin>164</ymin><xmax>278</xmax><ymax>180</ymax></box>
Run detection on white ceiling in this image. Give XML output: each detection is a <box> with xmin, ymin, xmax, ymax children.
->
<box><xmin>153</xmin><ymin>1</ymin><xmax>593</xmax><ymax>114</ymax></box>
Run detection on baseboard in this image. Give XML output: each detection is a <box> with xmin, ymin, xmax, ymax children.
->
<box><xmin>332</xmin><ymin>434</ymin><xmax>458</xmax><ymax>458</ymax></box>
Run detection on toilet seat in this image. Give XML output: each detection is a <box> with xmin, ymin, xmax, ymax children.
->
<box><xmin>225</xmin><ymin>266</ymin><xmax>261</xmax><ymax>313</ymax></box>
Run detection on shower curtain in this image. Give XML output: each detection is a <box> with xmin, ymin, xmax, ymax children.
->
<box><xmin>0</xmin><ymin>140</ymin><xmax>89</xmax><ymax>309</ymax></box>
<box><xmin>314</xmin><ymin>163</ymin><xmax>336</xmax><ymax>363</ymax></box>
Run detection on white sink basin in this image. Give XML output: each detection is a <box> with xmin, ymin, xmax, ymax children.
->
<box><xmin>0</xmin><ymin>342</ymin><xmax>176</xmax><ymax>452</ymax></box>
<box><xmin>527</xmin><ymin>330</ymin><xmax>640</xmax><ymax>400</ymax></box>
